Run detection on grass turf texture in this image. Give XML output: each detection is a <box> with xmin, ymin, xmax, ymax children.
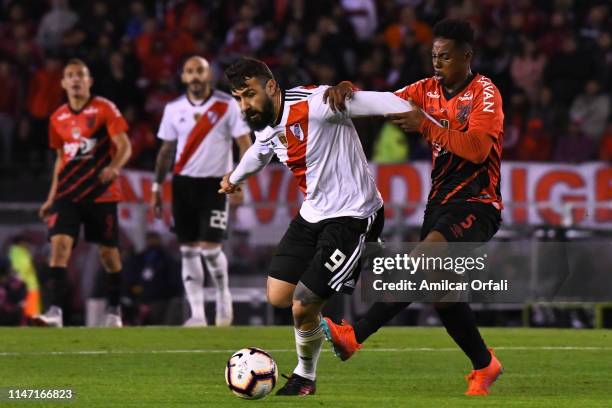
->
<box><xmin>0</xmin><ymin>327</ymin><xmax>610</xmax><ymax>407</ymax></box>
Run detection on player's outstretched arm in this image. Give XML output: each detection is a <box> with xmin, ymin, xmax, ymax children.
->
<box><xmin>99</xmin><ymin>132</ymin><xmax>132</xmax><ymax>183</ymax></box>
<box><xmin>229</xmin><ymin>134</ymin><xmax>253</xmax><ymax>205</ymax></box>
<box><xmin>151</xmin><ymin>140</ymin><xmax>177</xmax><ymax>218</ymax></box>
<box><xmin>39</xmin><ymin>149</ymin><xmax>63</xmax><ymax>220</ymax></box>
<box><xmin>218</xmin><ymin>142</ymin><xmax>273</xmax><ymax>194</ymax></box>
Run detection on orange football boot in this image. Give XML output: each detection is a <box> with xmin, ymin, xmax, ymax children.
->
<box><xmin>320</xmin><ymin>317</ymin><xmax>362</xmax><ymax>361</ymax></box>
<box><xmin>465</xmin><ymin>348</ymin><xmax>503</xmax><ymax>396</ymax></box>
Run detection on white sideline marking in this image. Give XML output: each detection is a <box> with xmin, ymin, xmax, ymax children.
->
<box><xmin>0</xmin><ymin>346</ymin><xmax>610</xmax><ymax>357</ymax></box>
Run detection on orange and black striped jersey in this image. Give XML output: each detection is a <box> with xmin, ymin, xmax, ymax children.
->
<box><xmin>395</xmin><ymin>74</ymin><xmax>504</xmax><ymax>210</ymax></box>
<box><xmin>49</xmin><ymin>96</ymin><xmax>129</xmax><ymax>203</ymax></box>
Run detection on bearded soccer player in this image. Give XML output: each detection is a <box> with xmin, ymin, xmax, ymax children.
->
<box><xmin>152</xmin><ymin>56</ymin><xmax>252</xmax><ymax>327</ymax></box>
<box><xmin>219</xmin><ymin>57</ymin><xmax>429</xmax><ymax>396</ymax></box>
<box><xmin>35</xmin><ymin>59</ymin><xmax>132</xmax><ymax>327</ymax></box>
<box><xmin>321</xmin><ymin>19</ymin><xmax>504</xmax><ymax>396</ymax></box>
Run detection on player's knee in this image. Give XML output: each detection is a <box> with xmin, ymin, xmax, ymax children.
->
<box><xmin>266</xmin><ymin>289</ymin><xmax>292</xmax><ymax>308</ymax></box>
<box><xmin>99</xmin><ymin>246</ymin><xmax>121</xmax><ymax>272</ymax></box>
<box><xmin>50</xmin><ymin>238</ymin><xmax>72</xmax><ymax>265</ymax></box>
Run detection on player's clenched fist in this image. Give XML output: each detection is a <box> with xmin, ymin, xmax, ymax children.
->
<box><xmin>386</xmin><ymin>99</ymin><xmax>425</xmax><ymax>133</ymax></box>
<box><xmin>219</xmin><ymin>173</ymin><xmax>242</xmax><ymax>194</ymax></box>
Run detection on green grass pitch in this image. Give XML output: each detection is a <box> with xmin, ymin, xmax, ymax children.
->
<box><xmin>0</xmin><ymin>327</ymin><xmax>610</xmax><ymax>407</ymax></box>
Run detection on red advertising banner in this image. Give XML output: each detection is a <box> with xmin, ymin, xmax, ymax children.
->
<box><xmin>119</xmin><ymin>162</ymin><xmax>611</xmax><ymax>234</ymax></box>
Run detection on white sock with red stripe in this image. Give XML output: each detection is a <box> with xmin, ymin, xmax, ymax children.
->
<box><xmin>180</xmin><ymin>246</ymin><xmax>205</xmax><ymax>321</ymax></box>
<box><xmin>293</xmin><ymin>322</ymin><xmax>324</xmax><ymax>381</ymax></box>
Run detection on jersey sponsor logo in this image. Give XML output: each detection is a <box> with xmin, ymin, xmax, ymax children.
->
<box><xmin>83</xmin><ymin>107</ymin><xmax>99</xmax><ymax>115</ymax></box>
<box><xmin>477</xmin><ymin>77</ymin><xmax>496</xmax><ymax>113</ymax></box>
<box><xmin>458</xmin><ymin>91</ymin><xmax>473</xmax><ymax>101</ymax></box>
<box><xmin>64</xmin><ymin>137</ymin><xmax>97</xmax><ymax>160</ymax></box>
<box><xmin>57</xmin><ymin>112</ymin><xmax>71</xmax><ymax>121</ymax></box>
<box><xmin>426</xmin><ymin>91</ymin><xmax>440</xmax><ymax>98</ymax></box>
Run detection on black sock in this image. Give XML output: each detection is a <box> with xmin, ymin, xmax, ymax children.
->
<box><xmin>436</xmin><ymin>303</ymin><xmax>491</xmax><ymax>370</ymax></box>
<box><xmin>47</xmin><ymin>266</ymin><xmax>67</xmax><ymax>308</ymax></box>
<box><xmin>106</xmin><ymin>271</ymin><xmax>121</xmax><ymax>309</ymax></box>
<box><xmin>354</xmin><ymin>302</ymin><xmax>411</xmax><ymax>343</ymax></box>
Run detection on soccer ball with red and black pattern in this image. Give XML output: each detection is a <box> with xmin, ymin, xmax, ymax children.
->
<box><xmin>225</xmin><ymin>348</ymin><xmax>278</xmax><ymax>399</ymax></box>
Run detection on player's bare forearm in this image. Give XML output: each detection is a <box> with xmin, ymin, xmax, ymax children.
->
<box><xmin>99</xmin><ymin>133</ymin><xmax>131</xmax><ymax>184</ymax></box>
<box><xmin>108</xmin><ymin>132</ymin><xmax>132</xmax><ymax>171</ymax></box>
<box><xmin>235</xmin><ymin>134</ymin><xmax>253</xmax><ymax>159</ymax></box>
<box><xmin>154</xmin><ymin>140</ymin><xmax>177</xmax><ymax>184</ymax></box>
<box><xmin>40</xmin><ymin>150</ymin><xmax>62</xmax><ymax>219</ymax></box>
<box><xmin>46</xmin><ymin>150</ymin><xmax>62</xmax><ymax>202</ymax></box>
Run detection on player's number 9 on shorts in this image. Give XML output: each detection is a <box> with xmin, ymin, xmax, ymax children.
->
<box><xmin>324</xmin><ymin>249</ymin><xmax>346</xmax><ymax>272</ymax></box>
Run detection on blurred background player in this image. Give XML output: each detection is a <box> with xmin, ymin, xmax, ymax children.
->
<box><xmin>321</xmin><ymin>19</ymin><xmax>504</xmax><ymax>396</ymax></box>
<box><xmin>220</xmin><ymin>57</ymin><xmax>420</xmax><ymax>396</ymax></box>
<box><xmin>152</xmin><ymin>56</ymin><xmax>252</xmax><ymax>327</ymax></box>
<box><xmin>34</xmin><ymin>59</ymin><xmax>132</xmax><ymax>328</ymax></box>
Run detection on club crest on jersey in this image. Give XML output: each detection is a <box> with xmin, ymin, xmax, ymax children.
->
<box><xmin>193</xmin><ymin>113</ymin><xmax>202</xmax><ymax>122</ymax></box>
<box><xmin>277</xmin><ymin>132</ymin><xmax>288</xmax><ymax>148</ymax></box>
<box><xmin>427</xmin><ymin>91</ymin><xmax>440</xmax><ymax>98</ymax></box>
<box><xmin>207</xmin><ymin>110</ymin><xmax>219</xmax><ymax>124</ymax></box>
<box><xmin>456</xmin><ymin>103</ymin><xmax>472</xmax><ymax>124</ymax></box>
<box><xmin>71</xmin><ymin>127</ymin><xmax>81</xmax><ymax>140</ymax></box>
<box><xmin>290</xmin><ymin>123</ymin><xmax>305</xmax><ymax>141</ymax></box>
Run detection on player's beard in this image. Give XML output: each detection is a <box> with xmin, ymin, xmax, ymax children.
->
<box><xmin>244</xmin><ymin>96</ymin><xmax>275</xmax><ymax>131</ymax></box>
<box><xmin>188</xmin><ymin>81</ymin><xmax>208</xmax><ymax>99</ymax></box>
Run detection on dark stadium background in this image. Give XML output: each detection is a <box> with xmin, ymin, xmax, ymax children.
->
<box><xmin>0</xmin><ymin>0</ymin><xmax>610</xmax><ymax>327</ymax></box>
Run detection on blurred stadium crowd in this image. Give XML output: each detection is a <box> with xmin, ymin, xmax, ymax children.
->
<box><xmin>0</xmin><ymin>0</ymin><xmax>611</xmax><ymax>177</ymax></box>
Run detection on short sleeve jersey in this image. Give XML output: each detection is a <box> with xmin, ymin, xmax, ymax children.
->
<box><xmin>395</xmin><ymin>74</ymin><xmax>504</xmax><ymax>209</ymax></box>
<box><xmin>49</xmin><ymin>96</ymin><xmax>129</xmax><ymax>202</ymax></box>
<box><xmin>157</xmin><ymin>91</ymin><xmax>251</xmax><ymax>178</ymax></box>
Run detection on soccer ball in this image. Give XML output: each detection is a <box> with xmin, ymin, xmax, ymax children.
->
<box><xmin>225</xmin><ymin>347</ymin><xmax>278</xmax><ymax>399</ymax></box>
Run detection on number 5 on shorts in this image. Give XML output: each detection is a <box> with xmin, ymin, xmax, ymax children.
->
<box><xmin>324</xmin><ymin>249</ymin><xmax>346</xmax><ymax>272</ymax></box>
<box><xmin>210</xmin><ymin>210</ymin><xmax>227</xmax><ymax>229</ymax></box>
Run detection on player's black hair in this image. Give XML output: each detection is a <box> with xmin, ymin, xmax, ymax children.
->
<box><xmin>225</xmin><ymin>57</ymin><xmax>274</xmax><ymax>91</ymax></box>
<box><xmin>433</xmin><ymin>19</ymin><xmax>474</xmax><ymax>49</ymax></box>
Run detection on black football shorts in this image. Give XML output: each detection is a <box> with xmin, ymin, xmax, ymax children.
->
<box><xmin>47</xmin><ymin>200</ymin><xmax>119</xmax><ymax>246</ymax></box>
<box><xmin>171</xmin><ymin>175</ymin><xmax>228</xmax><ymax>244</ymax></box>
<box><xmin>269</xmin><ymin>207</ymin><xmax>385</xmax><ymax>299</ymax></box>
<box><xmin>420</xmin><ymin>202</ymin><xmax>501</xmax><ymax>243</ymax></box>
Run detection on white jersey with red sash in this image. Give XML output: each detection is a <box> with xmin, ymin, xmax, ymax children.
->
<box><xmin>157</xmin><ymin>90</ymin><xmax>251</xmax><ymax>178</ymax></box>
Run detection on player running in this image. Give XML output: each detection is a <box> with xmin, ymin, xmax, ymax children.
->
<box><xmin>219</xmin><ymin>57</ymin><xmax>422</xmax><ymax>396</ymax></box>
<box><xmin>321</xmin><ymin>19</ymin><xmax>504</xmax><ymax>396</ymax></box>
<box><xmin>35</xmin><ymin>59</ymin><xmax>132</xmax><ymax>328</ymax></box>
<box><xmin>152</xmin><ymin>56</ymin><xmax>252</xmax><ymax>327</ymax></box>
